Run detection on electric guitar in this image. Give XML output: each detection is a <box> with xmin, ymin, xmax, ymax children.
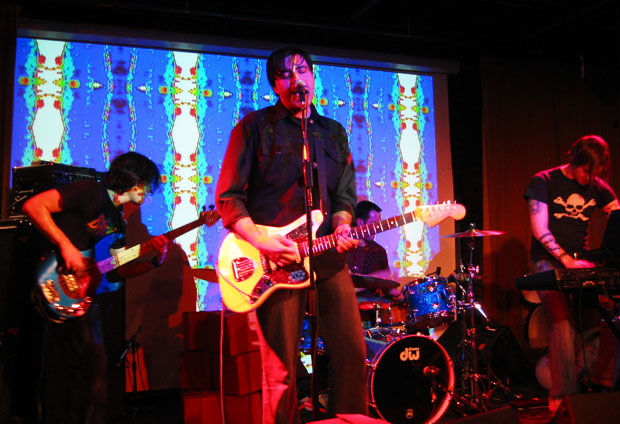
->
<box><xmin>217</xmin><ymin>203</ymin><xmax>466</xmax><ymax>313</ymax></box>
<box><xmin>36</xmin><ymin>208</ymin><xmax>220</xmax><ymax>322</ymax></box>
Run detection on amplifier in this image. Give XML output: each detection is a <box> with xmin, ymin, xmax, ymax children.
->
<box><xmin>9</xmin><ymin>161</ymin><xmax>102</xmax><ymax>218</ymax></box>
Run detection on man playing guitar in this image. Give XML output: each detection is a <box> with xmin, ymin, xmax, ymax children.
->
<box><xmin>22</xmin><ymin>152</ymin><xmax>168</xmax><ymax>423</ymax></box>
<box><xmin>216</xmin><ymin>46</ymin><xmax>367</xmax><ymax>422</ymax></box>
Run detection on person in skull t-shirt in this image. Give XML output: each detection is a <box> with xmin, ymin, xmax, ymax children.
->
<box><xmin>524</xmin><ymin>135</ymin><xmax>619</xmax><ymax>415</ymax></box>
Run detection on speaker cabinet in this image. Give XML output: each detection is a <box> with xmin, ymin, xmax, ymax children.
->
<box><xmin>0</xmin><ymin>220</ymin><xmax>42</xmax><ymax>333</ymax></box>
<box><xmin>553</xmin><ymin>392</ymin><xmax>620</xmax><ymax>424</ymax></box>
<box><xmin>0</xmin><ymin>220</ymin><xmax>45</xmax><ymax>423</ymax></box>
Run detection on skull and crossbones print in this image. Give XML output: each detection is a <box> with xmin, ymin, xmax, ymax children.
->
<box><xmin>553</xmin><ymin>194</ymin><xmax>596</xmax><ymax>221</ymax></box>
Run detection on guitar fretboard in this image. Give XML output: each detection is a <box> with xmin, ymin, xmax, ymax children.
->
<box><xmin>92</xmin><ymin>209</ymin><xmax>217</xmax><ymax>274</ymax></box>
<box><xmin>97</xmin><ymin>244</ymin><xmax>144</xmax><ymax>274</ymax></box>
<box><xmin>297</xmin><ymin>211</ymin><xmax>416</xmax><ymax>258</ymax></box>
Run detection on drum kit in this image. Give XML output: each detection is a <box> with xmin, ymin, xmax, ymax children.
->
<box><xmin>350</xmin><ymin>223</ymin><xmax>515</xmax><ymax>423</ymax></box>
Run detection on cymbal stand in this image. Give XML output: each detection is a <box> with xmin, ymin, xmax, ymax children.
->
<box><xmin>450</xmin><ymin>239</ymin><xmax>519</xmax><ymax>413</ymax></box>
<box><xmin>457</xmin><ymin>258</ymin><xmax>485</xmax><ymax>409</ymax></box>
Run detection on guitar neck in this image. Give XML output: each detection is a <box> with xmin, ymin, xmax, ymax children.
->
<box><xmin>297</xmin><ymin>211</ymin><xmax>417</xmax><ymax>258</ymax></box>
<box><xmin>95</xmin><ymin>215</ymin><xmax>208</xmax><ymax>274</ymax></box>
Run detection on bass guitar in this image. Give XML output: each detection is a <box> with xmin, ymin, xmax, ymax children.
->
<box><xmin>36</xmin><ymin>207</ymin><xmax>220</xmax><ymax>322</ymax></box>
<box><xmin>217</xmin><ymin>203</ymin><xmax>466</xmax><ymax>313</ymax></box>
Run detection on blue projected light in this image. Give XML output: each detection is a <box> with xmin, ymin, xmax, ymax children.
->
<box><xmin>11</xmin><ymin>37</ymin><xmax>439</xmax><ymax>311</ymax></box>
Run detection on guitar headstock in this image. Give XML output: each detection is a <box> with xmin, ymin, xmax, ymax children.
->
<box><xmin>416</xmin><ymin>202</ymin><xmax>466</xmax><ymax>227</ymax></box>
<box><xmin>200</xmin><ymin>206</ymin><xmax>221</xmax><ymax>227</ymax></box>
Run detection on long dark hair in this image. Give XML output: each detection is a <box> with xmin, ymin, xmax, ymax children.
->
<box><xmin>567</xmin><ymin>135</ymin><xmax>610</xmax><ymax>181</ymax></box>
<box><xmin>102</xmin><ymin>152</ymin><xmax>160</xmax><ymax>194</ymax></box>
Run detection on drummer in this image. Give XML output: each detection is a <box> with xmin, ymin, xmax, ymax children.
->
<box><xmin>346</xmin><ymin>201</ymin><xmax>403</xmax><ymax>312</ymax></box>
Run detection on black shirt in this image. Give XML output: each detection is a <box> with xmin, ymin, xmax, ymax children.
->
<box><xmin>524</xmin><ymin>166</ymin><xmax>616</xmax><ymax>263</ymax></box>
<box><xmin>216</xmin><ymin>100</ymin><xmax>357</xmax><ymax>278</ymax></box>
<box><xmin>54</xmin><ymin>180</ymin><xmax>124</xmax><ymax>251</ymax></box>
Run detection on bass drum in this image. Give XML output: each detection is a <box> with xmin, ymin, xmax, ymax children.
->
<box><xmin>366</xmin><ymin>334</ymin><xmax>454</xmax><ymax>424</ymax></box>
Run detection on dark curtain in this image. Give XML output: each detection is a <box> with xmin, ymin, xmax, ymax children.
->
<box><xmin>480</xmin><ymin>55</ymin><xmax>620</xmax><ymax>347</ymax></box>
<box><xmin>0</xmin><ymin>4</ymin><xmax>19</xmax><ymax>219</ymax></box>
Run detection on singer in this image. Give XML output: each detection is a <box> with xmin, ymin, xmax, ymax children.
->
<box><xmin>216</xmin><ymin>46</ymin><xmax>368</xmax><ymax>423</ymax></box>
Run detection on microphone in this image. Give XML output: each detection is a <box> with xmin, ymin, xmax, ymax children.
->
<box><xmin>423</xmin><ymin>365</ymin><xmax>440</xmax><ymax>378</ymax></box>
<box><xmin>292</xmin><ymin>79</ymin><xmax>309</xmax><ymax>94</ymax></box>
<box><xmin>423</xmin><ymin>365</ymin><xmax>440</xmax><ymax>403</ymax></box>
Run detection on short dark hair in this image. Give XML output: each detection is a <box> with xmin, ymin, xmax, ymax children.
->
<box><xmin>266</xmin><ymin>46</ymin><xmax>314</xmax><ymax>88</ymax></box>
<box><xmin>567</xmin><ymin>135</ymin><xmax>610</xmax><ymax>180</ymax></box>
<box><xmin>102</xmin><ymin>152</ymin><xmax>161</xmax><ymax>194</ymax></box>
<box><xmin>355</xmin><ymin>200</ymin><xmax>382</xmax><ymax>221</ymax></box>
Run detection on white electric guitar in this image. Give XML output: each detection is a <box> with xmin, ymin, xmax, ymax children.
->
<box><xmin>217</xmin><ymin>203</ymin><xmax>466</xmax><ymax>312</ymax></box>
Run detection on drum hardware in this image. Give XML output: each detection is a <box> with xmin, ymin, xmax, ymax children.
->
<box><xmin>423</xmin><ymin>365</ymin><xmax>441</xmax><ymax>404</ymax></box>
<box><xmin>357</xmin><ymin>295</ymin><xmax>401</xmax><ymax>330</ymax></box>
<box><xmin>436</xmin><ymin>382</ymin><xmax>485</xmax><ymax>414</ymax></box>
<box><xmin>359</xmin><ymin>300</ymin><xmax>392</xmax><ymax>327</ymax></box>
<box><xmin>351</xmin><ymin>274</ymin><xmax>399</xmax><ymax>290</ymax></box>
<box><xmin>441</xmin><ymin>223</ymin><xmax>521</xmax><ymax>413</ymax></box>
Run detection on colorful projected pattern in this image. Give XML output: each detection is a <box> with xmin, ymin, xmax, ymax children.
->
<box><xmin>11</xmin><ymin>38</ymin><xmax>438</xmax><ymax>311</ymax></box>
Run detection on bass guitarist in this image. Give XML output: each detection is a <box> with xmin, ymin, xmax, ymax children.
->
<box><xmin>216</xmin><ymin>46</ymin><xmax>368</xmax><ymax>422</ymax></box>
<box><xmin>22</xmin><ymin>151</ymin><xmax>168</xmax><ymax>424</ymax></box>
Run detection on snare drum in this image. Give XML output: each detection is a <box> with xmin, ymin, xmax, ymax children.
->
<box><xmin>365</xmin><ymin>334</ymin><xmax>454</xmax><ymax>424</ymax></box>
<box><xmin>405</xmin><ymin>277</ymin><xmax>455</xmax><ymax>329</ymax></box>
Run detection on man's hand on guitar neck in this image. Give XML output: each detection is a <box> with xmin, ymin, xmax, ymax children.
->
<box><xmin>332</xmin><ymin>211</ymin><xmax>359</xmax><ymax>253</ymax></box>
<box><xmin>333</xmin><ymin>223</ymin><xmax>359</xmax><ymax>253</ymax></box>
<box><xmin>150</xmin><ymin>234</ymin><xmax>170</xmax><ymax>266</ymax></box>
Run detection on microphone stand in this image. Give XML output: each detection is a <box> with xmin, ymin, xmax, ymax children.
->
<box><xmin>299</xmin><ymin>90</ymin><xmax>321</xmax><ymax>419</ymax></box>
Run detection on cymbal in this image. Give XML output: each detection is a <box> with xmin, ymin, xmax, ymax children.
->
<box><xmin>441</xmin><ymin>228</ymin><xmax>505</xmax><ymax>238</ymax></box>
<box><xmin>350</xmin><ymin>274</ymin><xmax>399</xmax><ymax>290</ymax></box>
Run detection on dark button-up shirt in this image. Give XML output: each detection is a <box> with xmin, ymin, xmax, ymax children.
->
<box><xmin>216</xmin><ymin>100</ymin><xmax>357</xmax><ymax>277</ymax></box>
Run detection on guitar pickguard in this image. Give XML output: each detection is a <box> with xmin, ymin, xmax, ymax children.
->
<box><xmin>217</xmin><ymin>211</ymin><xmax>324</xmax><ymax>312</ymax></box>
<box><xmin>250</xmin><ymin>264</ymin><xmax>309</xmax><ymax>300</ymax></box>
<box><xmin>231</xmin><ymin>254</ymin><xmax>310</xmax><ymax>303</ymax></box>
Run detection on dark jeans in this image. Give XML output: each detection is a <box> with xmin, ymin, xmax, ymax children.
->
<box><xmin>256</xmin><ymin>267</ymin><xmax>368</xmax><ymax>424</ymax></box>
<box><xmin>532</xmin><ymin>259</ymin><xmax>578</xmax><ymax>400</ymax></box>
<box><xmin>41</xmin><ymin>306</ymin><xmax>107</xmax><ymax>424</ymax></box>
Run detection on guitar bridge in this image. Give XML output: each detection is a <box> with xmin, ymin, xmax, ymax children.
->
<box><xmin>52</xmin><ymin>297</ymin><xmax>93</xmax><ymax>319</ymax></box>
